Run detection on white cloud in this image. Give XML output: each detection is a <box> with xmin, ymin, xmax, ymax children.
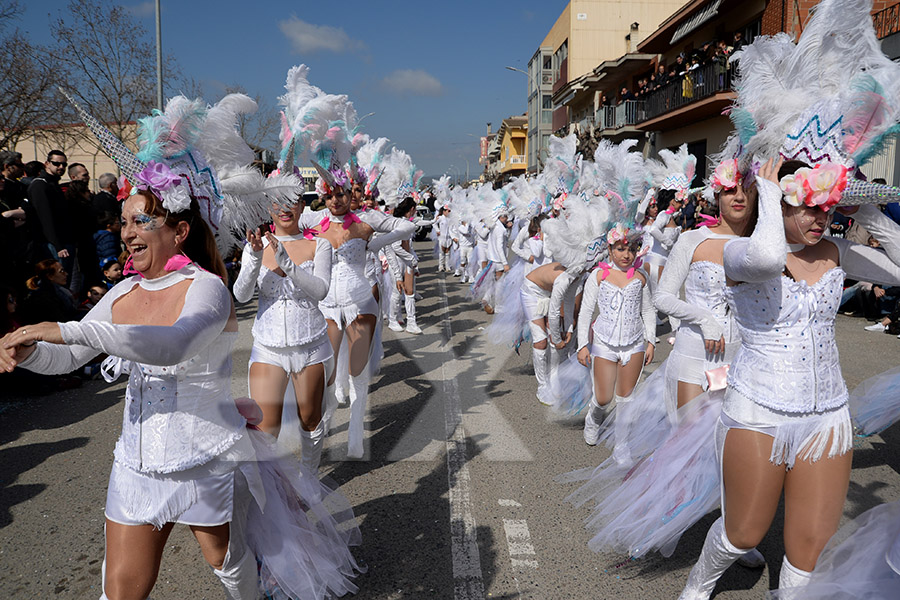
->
<box><xmin>126</xmin><ymin>1</ymin><xmax>155</xmax><ymax>17</ymax></box>
<box><xmin>278</xmin><ymin>16</ymin><xmax>365</xmax><ymax>54</ymax></box>
<box><xmin>381</xmin><ymin>69</ymin><xmax>444</xmax><ymax>97</ymax></box>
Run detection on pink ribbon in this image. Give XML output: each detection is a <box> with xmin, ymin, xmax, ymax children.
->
<box><xmin>302</xmin><ymin>228</ymin><xmax>318</xmax><ymax>240</ymax></box>
<box><xmin>697</xmin><ymin>214</ymin><xmax>720</xmax><ymax>228</ymax></box>
<box><xmin>598</xmin><ymin>258</ymin><xmax>642</xmax><ymax>281</ymax></box>
<box><xmin>597</xmin><ymin>261</ymin><xmax>611</xmax><ymax>281</ymax></box>
<box><xmin>123</xmin><ymin>253</ymin><xmax>209</xmax><ymax>278</ymax></box>
<box><xmin>123</xmin><ymin>255</ymin><xmax>138</xmax><ymax>275</ymax></box>
<box><xmin>319</xmin><ymin>213</ymin><xmax>361</xmax><ymax>231</ymax></box>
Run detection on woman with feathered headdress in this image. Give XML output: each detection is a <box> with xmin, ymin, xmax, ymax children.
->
<box><xmin>1</xmin><ymin>92</ymin><xmax>362</xmax><ymax>599</ymax></box>
<box><xmin>675</xmin><ymin>1</ymin><xmax>900</xmax><ymax>597</ymax></box>
<box><xmin>279</xmin><ymin>65</ymin><xmax>415</xmax><ymax>459</ymax></box>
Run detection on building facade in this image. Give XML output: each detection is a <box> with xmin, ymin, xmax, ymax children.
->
<box><xmin>526</xmin><ymin>0</ymin><xmax>686</xmax><ymax>172</ymax></box>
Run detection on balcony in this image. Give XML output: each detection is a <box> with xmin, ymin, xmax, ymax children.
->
<box><xmin>500</xmin><ymin>154</ymin><xmax>527</xmax><ymax>173</ymax></box>
<box><xmin>598</xmin><ymin>100</ymin><xmax>645</xmax><ymax>130</ymax></box>
<box><xmin>874</xmin><ymin>2</ymin><xmax>900</xmax><ymax>39</ymax></box>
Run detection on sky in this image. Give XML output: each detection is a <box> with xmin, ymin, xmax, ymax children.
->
<box><xmin>19</xmin><ymin>0</ymin><xmax>570</xmax><ymax>179</ymax></box>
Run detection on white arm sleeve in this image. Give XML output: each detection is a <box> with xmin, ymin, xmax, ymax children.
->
<box><xmin>383</xmin><ymin>245</ymin><xmax>403</xmax><ymax>280</ymax></box>
<box><xmin>724</xmin><ymin>179</ymin><xmax>787</xmax><ymax>283</ymax></box>
<box><xmin>641</xmin><ymin>278</ymin><xmax>656</xmax><ymax>344</ymax></box>
<box><xmin>511</xmin><ymin>227</ymin><xmax>533</xmax><ymax>262</ymax></box>
<box><xmin>363</xmin><ymin>211</ymin><xmax>416</xmax><ymax>253</ymax></box>
<box><xmin>475</xmin><ymin>222</ymin><xmax>490</xmax><ymax>241</ymax></box>
<box><xmin>232</xmin><ymin>243</ymin><xmax>262</xmax><ymax>304</ymax></box>
<box><xmin>653</xmin><ymin>232</ymin><xmax>724</xmax><ymax>340</ymax></box>
<box><xmin>649</xmin><ymin>211</ymin><xmax>672</xmax><ymax>244</ymax></box>
<box><xmin>273</xmin><ymin>237</ymin><xmax>332</xmax><ymax>302</ymax></box>
<box><xmin>58</xmin><ymin>276</ymin><xmax>231</xmax><ymax>366</ymax></box>
<box><xmin>392</xmin><ymin>240</ymin><xmax>417</xmax><ymax>265</ymax></box>
<box><xmin>548</xmin><ymin>271</ymin><xmax>575</xmax><ymax>345</ymax></box>
<box><xmin>577</xmin><ymin>272</ymin><xmax>599</xmax><ymax>350</ymax></box>
<box><xmin>833</xmin><ymin>205</ymin><xmax>900</xmax><ymax>286</ymax></box>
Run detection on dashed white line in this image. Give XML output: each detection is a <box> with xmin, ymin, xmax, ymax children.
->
<box><xmin>438</xmin><ymin>276</ymin><xmax>486</xmax><ymax>600</ymax></box>
<box><xmin>503</xmin><ymin>518</ymin><xmax>538</xmax><ymax>569</ymax></box>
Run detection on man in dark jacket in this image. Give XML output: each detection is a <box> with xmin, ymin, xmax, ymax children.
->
<box><xmin>28</xmin><ymin>150</ymin><xmax>79</xmax><ymax>289</ymax></box>
<box><xmin>92</xmin><ymin>172</ymin><xmax>119</xmax><ymax>223</ymax></box>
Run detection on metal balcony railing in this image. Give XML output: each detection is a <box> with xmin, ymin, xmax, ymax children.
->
<box><xmin>641</xmin><ymin>60</ymin><xmax>733</xmax><ymax>123</ymax></box>
<box><xmin>874</xmin><ymin>3</ymin><xmax>900</xmax><ymax>39</ymax></box>
<box><xmin>597</xmin><ymin>101</ymin><xmax>644</xmax><ymax>130</ymax></box>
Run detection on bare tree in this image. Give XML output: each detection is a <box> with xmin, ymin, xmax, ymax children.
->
<box><xmin>51</xmin><ymin>0</ymin><xmax>182</xmax><ymax>153</ymax></box>
<box><xmin>0</xmin><ymin>1</ymin><xmax>65</xmax><ymax>149</ymax></box>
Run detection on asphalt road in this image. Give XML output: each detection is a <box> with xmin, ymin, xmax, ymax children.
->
<box><xmin>2</xmin><ymin>240</ymin><xmax>899</xmax><ymax>599</ymax></box>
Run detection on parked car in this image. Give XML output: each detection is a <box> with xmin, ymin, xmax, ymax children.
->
<box><xmin>414</xmin><ymin>205</ymin><xmax>434</xmax><ymax>241</ymax></box>
<box><xmin>301</xmin><ymin>191</ymin><xmax>318</xmax><ymax>207</ymax></box>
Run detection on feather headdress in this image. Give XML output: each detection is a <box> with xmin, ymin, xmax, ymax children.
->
<box><xmin>542</xmin><ymin>194</ymin><xmax>611</xmax><ymax>274</ymax></box>
<box><xmin>278</xmin><ymin>65</ymin><xmax>358</xmax><ymax>194</ymax></box>
<box><xmin>725</xmin><ymin>0</ymin><xmax>900</xmax><ymax>206</ymax></box>
<box><xmin>648</xmin><ymin>144</ymin><xmax>696</xmax><ymax>200</ymax></box>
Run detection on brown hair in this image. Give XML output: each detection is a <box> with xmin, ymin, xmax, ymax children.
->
<box><xmin>135</xmin><ymin>190</ymin><xmax>228</xmax><ymax>280</ymax></box>
<box><xmin>26</xmin><ymin>259</ymin><xmax>62</xmax><ymax>290</ymax></box>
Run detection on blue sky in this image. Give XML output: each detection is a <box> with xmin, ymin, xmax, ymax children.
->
<box><xmin>21</xmin><ymin>1</ymin><xmax>569</xmax><ymax>178</ymax></box>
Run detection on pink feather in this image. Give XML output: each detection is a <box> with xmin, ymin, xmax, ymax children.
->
<box><xmin>843</xmin><ymin>91</ymin><xmax>889</xmax><ymax>156</ymax></box>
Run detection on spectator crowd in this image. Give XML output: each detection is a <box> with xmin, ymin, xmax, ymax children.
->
<box><xmin>1</xmin><ymin>149</ymin><xmax>127</xmax><ymax>392</ymax></box>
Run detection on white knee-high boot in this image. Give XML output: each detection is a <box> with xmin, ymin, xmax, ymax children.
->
<box><xmin>777</xmin><ymin>555</ymin><xmax>812</xmax><ymax>598</ymax></box>
<box><xmin>612</xmin><ymin>394</ymin><xmax>634</xmax><ymax>466</ymax></box>
<box><xmin>405</xmin><ymin>294</ymin><xmax>422</xmax><ymax>334</ymax></box>
<box><xmin>437</xmin><ymin>251</ymin><xmax>445</xmax><ymax>272</ymax></box>
<box><xmin>532</xmin><ymin>345</ymin><xmax>549</xmax><ymax>401</ymax></box>
<box><xmin>388</xmin><ymin>286</ymin><xmax>403</xmax><ymax>331</ymax></box>
<box><xmin>300</xmin><ymin>420</ymin><xmax>326</xmax><ymax>473</ymax></box>
<box><xmin>583</xmin><ymin>398</ymin><xmax>610</xmax><ymax>446</ymax></box>
<box><xmin>213</xmin><ymin>480</ymin><xmax>257</xmax><ymax>600</ymax></box>
<box><xmin>347</xmin><ymin>374</ymin><xmax>368</xmax><ymax>459</ymax></box>
<box><xmin>679</xmin><ymin>517</ymin><xmax>751</xmax><ymax>600</ymax></box>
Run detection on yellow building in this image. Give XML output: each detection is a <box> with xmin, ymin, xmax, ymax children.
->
<box><xmin>526</xmin><ymin>0</ymin><xmax>686</xmax><ymax>172</ymax></box>
<box><xmin>497</xmin><ymin>115</ymin><xmax>528</xmax><ymax>178</ymax></box>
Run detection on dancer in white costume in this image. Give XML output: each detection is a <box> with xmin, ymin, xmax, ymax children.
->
<box><xmin>680</xmin><ymin>0</ymin><xmax>900</xmax><ymax>591</ymax></box>
<box><xmin>511</xmin><ymin>213</ymin><xmax>550</xmax><ymax>274</ymax></box>
<box><xmin>233</xmin><ymin>198</ymin><xmax>334</xmax><ymax>473</ymax></box>
<box><xmin>435</xmin><ymin>205</ymin><xmax>453</xmax><ymax>272</ymax></box>
<box><xmin>644</xmin><ymin>145</ymin><xmax>694</xmax><ymax>291</ymax></box>
<box><xmin>386</xmin><ymin>197</ymin><xmax>426</xmax><ymax>334</ymax></box>
<box><xmin>454</xmin><ymin>218</ymin><xmax>477</xmax><ymax>283</ymax></box>
<box><xmin>278</xmin><ymin>65</ymin><xmax>416</xmax><ymax>459</ymax></box>
<box><xmin>578</xmin><ymin>227</ymin><xmax>655</xmax><ymax>461</ymax></box>
<box><xmin>654</xmin><ymin>158</ymin><xmax>758</xmax><ymax>420</ymax></box>
<box><xmin>0</xmin><ymin>94</ymin><xmax>361</xmax><ymax>599</ymax></box>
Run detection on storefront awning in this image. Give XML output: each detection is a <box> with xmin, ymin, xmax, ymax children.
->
<box><xmin>670</xmin><ymin>0</ymin><xmax>723</xmax><ymax>45</ymax></box>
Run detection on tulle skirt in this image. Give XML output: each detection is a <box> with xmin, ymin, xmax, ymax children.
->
<box><xmin>485</xmin><ymin>261</ymin><xmax>529</xmax><ymax>347</ymax></box>
<box><xmin>850</xmin><ymin>364</ymin><xmax>900</xmax><ymax>436</ymax></box>
<box><xmin>768</xmin><ymin>500</ymin><xmax>900</xmax><ymax>599</ymax></box>
<box><xmin>558</xmin><ymin>390</ymin><xmax>723</xmax><ymax>559</ymax></box>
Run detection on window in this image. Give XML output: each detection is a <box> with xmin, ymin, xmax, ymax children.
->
<box><xmin>542</xmin><ymin>95</ymin><xmax>552</xmax><ymax>109</ymax></box>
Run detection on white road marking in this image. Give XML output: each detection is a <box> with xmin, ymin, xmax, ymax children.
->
<box><xmin>498</xmin><ymin>499</ymin><xmax>522</xmax><ymax>507</ymax></box>
<box><xmin>438</xmin><ymin>276</ymin><xmax>486</xmax><ymax>600</ymax></box>
<box><xmin>503</xmin><ymin>519</ymin><xmax>538</xmax><ymax>562</ymax></box>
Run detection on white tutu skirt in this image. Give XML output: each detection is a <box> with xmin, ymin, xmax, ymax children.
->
<box><xmin>321</xmin><ymin>294</ymin><xmax>380</xmax><ymax>330</ymax></box>
<box><xmin>468</xmin><ymin>261</ymin><xmax>498</xmax><ymax>305</ymax></box>
<box><xmin>850</xmin><ymin>364</ymin><xmax>900</xmax><ymax>436</ymax></box>
<box><xmin>243</xmin><ymin>426</ymin><xmax>363</xmax><ymax>599</ymax></box>
<box><xmin>768</xmin><ymin>500</ymin><xmax>900</xmax><ymax>599</ymax></box>
<box><xmin>558</xmin><ymin>390</ymin><xmax>722</xmax><ymax>558</ymax></box>
<box><xmin>486</xmin><ymin>261</ymin><xmax>528</xmax><ymax>348</ymax></box>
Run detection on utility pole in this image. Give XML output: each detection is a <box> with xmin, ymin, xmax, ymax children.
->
<box><xmin>155</xmin><ymin>0</ymin><xmax>163</xmax><ymax>110</ymax></box>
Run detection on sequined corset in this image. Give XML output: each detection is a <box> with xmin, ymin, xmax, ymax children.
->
<box><xmin>115</xmin><ymin>331</ymin><xmax>246</xmax><ymax>474</ymax></box>
<box><xmin>726</xmin><ymin>268</ymin><xmax>846</xmax><ymax>413</ymax></box>
<box><xmin>252</xmin><ymin>261</ymin><xmax>327</xmax><ymax>347</ymax></box>
<box><xmin>323</xmin><ymin>238</ymin><xmax>371</xmax><ymax>307</ymax></box>
<box><xmin>681</xmin><ymin>261</ymin><xmax>738</xmax><ymax>344</ymax></box>
<box><xmin>591</xmin><ymin>279</ymin><xmax>644</xmax><ymax>346</ymax></box>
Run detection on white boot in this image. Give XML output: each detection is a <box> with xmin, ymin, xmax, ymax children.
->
<box><xmin>583</xmin><ymin>399</ymin><xmax>609</xmax><ymax>446</ymax></box>
<box><xmin>405</xmin><ymin>294</ymin><xmax>422</xmax><ymax>334</ymax></box>
<box><xmin>679</xmin><ymin>517</ymin><xmax>750</xmax><ymax>600</ymax></box>
<box><xmin>322</xmin><ymin>382</ymin><xmax>337</xmax><ymax>433</ymax></box>
<box><xmin>776</xmin><ymin>555</ymin><xmax>811</xmax><ymax>599</ymax></box>
<box><xmin>612</xmin><ymin>394</ymin><xmax>634</xmax><ymax>466</ymax></box>
<box><xmin>388</xmin><ymin>288</ymin><xmax>404</xmax><ymax>331</ymax></box>
<box><xmin>213</xmin><ymin>544</ymin><xmax>258</xmax><ymax>600</ymax></box>
<box><xmin>437</xmin><ymin>251</ymin><xmax>445</xmax><ymax>272</ymax></box>
<box><xmin>347</xmin><ymin>374</ymin><xmax>368</xmax><ymax>459</ymax></box>
<box><xmin>300</xmin><ymin>421</ymin><xmax>326</xmax><ymax>473</ymax></box>
<box><xmin>532</xmin><ymin>346</ymin><xmax>549</xmax><ymax>403</ymax></box>
<box><xmin>335</xmin><ymin>384</ymin><xmax>349</xmax><ymax>407</ymax></box>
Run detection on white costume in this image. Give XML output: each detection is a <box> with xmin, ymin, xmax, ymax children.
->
<box><xmin>455</xmin><ymin>221</ymin><xmax>476</xmax><ymax>282</ymax></box>
<box><xmin>19</xmin><ymin>265</ymin><xmax>361</xmax><ymax>599</ymax></box>
<box><xmin>233</xmin><ymin>235</ymin><xmax>334</xmax><ymax>471</ymax></box>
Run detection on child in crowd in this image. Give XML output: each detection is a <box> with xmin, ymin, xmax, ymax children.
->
<box><xmin>99</xmin><ymin>257</ymin><xmax>123</xmax><ymax>289</ymax></box>
<box><xmin>93</xmin><ymin>211</ymin><xmax>122</xmax><ymax>261</ymax></box>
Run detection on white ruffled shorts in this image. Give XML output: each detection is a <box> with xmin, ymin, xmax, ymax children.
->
<box><xmin>250</xmin><ymin>336</ymin><xmax>333</xmax><ymax>373</ymax></box>
<box><xmin>590</xmin><ymin>337</ymin><xmax>646</xmax><ymax>366</ymax></box>
<box><xmin>719</xmin><ymin>388</ymin><xmax>852</xmax><ymax>469</ymax></box>
<box><xmin>321</xmin><ymin>295</ymin><xmax>380</xmax><ymax>329</ymax></box>
<box><xmin>105</xmin><ymin>434</ymin><xmax>260</xmax><ymax>528</ymax></box>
